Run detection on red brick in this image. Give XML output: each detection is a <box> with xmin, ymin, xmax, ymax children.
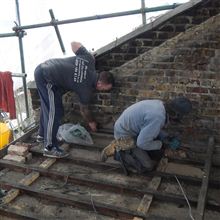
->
<box><xmin>15</xmin><ymin>142</ymin><xmax>32</xmax><ymax>149</ymax></box>
<box><xmin>3</xmin><ymin>154</ymin><xmax>25</xmax><ymax>163</ymax></box>
<box><xmin>8</xmin><ymin>144</ymin><xmax>29</xmax><ymax>156</ymax></box>
<box><xmin>186</xmin><ymin>87</ymin><xmax>209</xmax><ymax>93</ymax></box>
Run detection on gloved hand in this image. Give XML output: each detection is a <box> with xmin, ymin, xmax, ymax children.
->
<box><xmin>167</xmin><ymin>136</ymin><xmax>181</xmax><ymax>150</ymax></box>
<box><xmin>88</xmin><ymin>121</ymin><xmax>97</xmax><ymax>132</ymax></box>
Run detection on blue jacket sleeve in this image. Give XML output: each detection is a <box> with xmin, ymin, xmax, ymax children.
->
<box><xmin>136</xmin><ymin>118</ymin><xmax>163</xmax><ymax>150</ymax></box>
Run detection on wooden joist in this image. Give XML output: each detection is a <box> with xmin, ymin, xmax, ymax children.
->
<box><xmin>133</xmin><ymin>158</ymin><xmax>168</xmax><ymax>219</ymax></box>
<box><xmin>0</xmin><ymin>158</ymin><xmax>207</xmax><ymax>208</ymax></box>
<box><xmin>1</xmin><ymin>157</ymin><xmax>56</xmax><ymax>204</ymax></box>
<box><xmin>0</xmin><ymin>180</ymin><xmax>146</xmax><ymax>219</ymax></box>
<box><xmin>0</xmin><ymin>205</ymin><xmax>40</xmax><ymax>220</ymax></box>
<box><xmin>196</xmin><ymin>136</ymin><xmax>215</xmax><ymax>220</ymax></box>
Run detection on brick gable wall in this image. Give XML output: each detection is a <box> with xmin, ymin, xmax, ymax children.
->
<box><xmin>29</xmin><ymin>0</ymin><xmax>220</xmax><ymax>144</ymax></box>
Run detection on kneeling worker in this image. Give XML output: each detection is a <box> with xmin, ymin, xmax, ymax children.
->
<box><xmin>101</xmin><ymin>97</ymin><xmax>192</xmax><ymax>174</ymax></box>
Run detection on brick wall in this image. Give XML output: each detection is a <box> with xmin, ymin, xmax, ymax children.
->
<box><xmin>29</xmin><ymin>1</ymin><xmax>220</xmax><ymax>144</ymax></box>
<box><xmin>93</xmin><ymin>15</ymin><xmax>220</xmax><ymax>142</ymax></box>
<box><xmin>62</xmin><ymin>13</ymin><xmax>220</xmax><ymax>143</ymax></box>
<box><xmin>95</xmin><ymin>0</ymin><xmax>220</xmax><ymax>71</ymax></box>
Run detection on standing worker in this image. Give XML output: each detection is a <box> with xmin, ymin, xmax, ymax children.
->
<box><xmin>34</xmin><ymin>41</ymin><xmax>114</xmax><ymax>158</ymax></box>
<box><xmin>101</xmin><ymin>97</ymin><xmax>192</xmax><ymax>173</ymax></box>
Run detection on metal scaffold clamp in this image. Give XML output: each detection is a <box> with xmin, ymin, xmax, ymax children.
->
<box><xmin>13</xmin><ymin>22</ymin><xmax>26</xmax><ymax>38</ymax></box>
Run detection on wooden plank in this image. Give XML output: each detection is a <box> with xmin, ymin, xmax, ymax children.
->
<box><xmin>39</xmin><ymin>158</ymin><xmax>56</xmax><ymax>169</ymax></box>
<box><xmin>1</xmin><ymin>157</ymin><xmax>56</xmax><ymax>204</ymax></box>
<box><xmin>1</xmin><ymin>189</ymin><xmax>20</xmax><ymax>204</ymax></box>
<box><xmin>0</xmin><ymin>205</ymin><xmax>40</xmax><ymax>220</ymax></box>
<box><xmin>0</xmin><ymin>183</ymin><xmax>172</xmax><ymax>220</ymax></box>
<box><xmin>7</xmin><ymin>148</ymin><xmax>220</xmax><ymax>188</ymax></box>
<box><xmin>0</xmin><ymin>158</ymin><xmax>158</xmax><ymax>197</ymax></box>
<box><xmin>19</xmin><ymin>172</ymin><xmax>40</xmax><ymax>185</ymax></box>
<box><xmin>0</xmin><ymin>180</ymin><xmax>146</xmax><ymax>219</ymax></box>
<box><xmin>136</xmin><ymin>176</ymin><xmax>161</xmax><ymax>214</ymax></box>
<box><xmin>196</xmin><ymin>137</ymin><xmax>215</xmax><ymax>220</ymax></box>
<box><xmin>133</xmin><ymin>158</ymin><xmax>168</xmax><ymax>219</ymax></box>
<box><xmin>0</xmin><ymin>158</ymin><xmax>205</xmax><ymax>208</ymax></box>
<box><xmin>165</xmin><ymin>163</ymin><xmax>204</xmax><ymax>178</ymax></box>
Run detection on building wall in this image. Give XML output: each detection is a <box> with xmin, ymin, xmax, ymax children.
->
<box><xmin>61</xmin><ymin>13</ymin><xmax>220</xmax><ymax>144</ymax></box>
<box><xmin>29</xmin><ymin>2</ymin><xmax>220</xmax><ymax>144</ymax></box>
<box><xmin>95</xmin><ymin>0</ymin><xmax>220</xmax><ymax>71</ymax></box>
<box><xmin>109</xmin><ymin>15</ymin><xmax>220</xmax><ymax>144</ymax></box>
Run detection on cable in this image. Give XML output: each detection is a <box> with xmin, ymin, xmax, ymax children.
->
<box><xmin>90</xmin><ymin>193</ymin><xmax>97</xmax><ymax>214</ymax></box>
<box><xmin>174</xmin><ymin>175</ymin><xmax>195</xmax><ymax>220</ymax></box>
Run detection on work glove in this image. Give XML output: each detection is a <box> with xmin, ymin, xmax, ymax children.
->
<box><xmin>158</xmin><ymin>130</ymin><xmax>181</xmax><ymax>150</ymax></box>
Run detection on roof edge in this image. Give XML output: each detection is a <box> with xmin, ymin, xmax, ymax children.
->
<box><xmin>94</xmin><ymin>0</ymin><xmax>203</xmax><ymax>57</ymax></box>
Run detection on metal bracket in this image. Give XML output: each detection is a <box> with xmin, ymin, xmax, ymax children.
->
<box><xmin>13</xmin><ymin>21</ymin><xmax>26</xmax><ymax>38</ymax></box>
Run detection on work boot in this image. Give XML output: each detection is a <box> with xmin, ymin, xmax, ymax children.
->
<box><xmin>101</xmin><ymin>137</ymin><xmax>135</xmax><ymax>162</ymax></box>
<box><xmin>116</xmin><ymin>137</ymin><xmax>135</xmax><ymax>151</ymax></box>
<box><xmin>100</xmin><ymin>140</ymin><xmax>117</xmax><ymax>162</ymax></box>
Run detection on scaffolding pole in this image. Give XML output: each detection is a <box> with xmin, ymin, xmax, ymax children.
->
<box><xmin>49</xmin><ymin>9</ymin><xmax>66</xmax><ymax>54</ymax></box>
<box><xmin>141</xmin><ymin>0</ymin><xmax>147</xmax><ymax>25</ymax></box>
<box><xmin>15</xmin><ymin>0</ymin><xmax>29</xmax><ymax>118</ymax></box>
<box><xmin>0</xmin><ymin>2</ymin><xmax>182</xmax><ymax>122</ymax></box>
<box><xmin>0</xmin><ymin>33</ymin><xmax>17</xmax><ymax>38</ymax></box>
<box><xmin>13</xmin><ymin>4</ymin><xmax>181</xmax><ymax>31</ymax></box>
<box><xmin>11</xmin><ymin>73</ymin><xmax>27</xmax><ymax>78</ymax></box>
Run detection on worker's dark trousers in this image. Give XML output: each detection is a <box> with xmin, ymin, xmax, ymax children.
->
<box><xmin>34</xmin><ymin>65</ymin><xmax>64</xmax><ymax>149</ymax></box>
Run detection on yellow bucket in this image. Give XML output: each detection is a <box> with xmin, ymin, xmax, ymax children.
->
<box><xmin>0</xmin><ymin>123</ymin><xmax>11</xmax><ymax>149</ymax></box>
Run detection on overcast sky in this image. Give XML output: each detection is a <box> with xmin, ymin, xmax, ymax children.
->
<box><xmin>0</xmin><ymin>0</ymin><xmax>188</xmax><ymax>89</ymax></box>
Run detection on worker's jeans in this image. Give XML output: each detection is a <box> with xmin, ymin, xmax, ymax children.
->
<box><xmin>115</xmin><ymin>147</ymin><xmax>164</xmax><ymax>174</ymax></box>
<box><xmin>34</xmin><ymin>65</ymin><xmax>64</xmax><ymax>148</ymax></box>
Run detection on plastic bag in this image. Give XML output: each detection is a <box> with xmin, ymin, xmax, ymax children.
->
<box><xmin>57</xmin><ymin>123</ymin><xmax>93</xmax><ymax>145</ymax></box>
